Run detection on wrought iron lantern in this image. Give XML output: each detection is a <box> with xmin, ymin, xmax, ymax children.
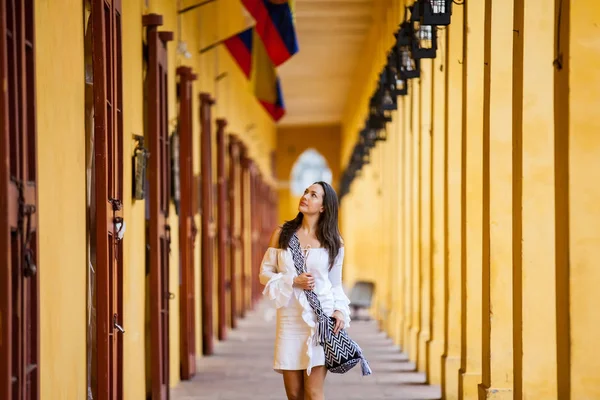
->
<box><xmin>421</xmin><ymin>0</ymin><xmax>452</xmax><ymax>26</ymax></box>
<box><xmin>395</xmin><ymin>23</ymin><xmax>420</xmax><ymax>79</ymax></box>
<box><xmin>388</xmin><ymin>49</ymin><xmax>408</xmax><ymax>96</ymax></box>
<box><xmin>361</xmin><ymin>126</ymin><xmax>377</xmax><ymax>149</ymax></box>
<box><xmin>366</xmin><ymin>112</ymin><xmax>389</xmax><ymax>142</ymax></box>
<box><xmin>359</xmin><ymin>143</ymin><xmax>371</xmax><ymax>165</ymax></box>
<box><xmin>132</xmin><ymin>134</ymin><xmax>149</xmax><ymax>200</ymax></box>
<box><xmin>374</xmin><ymin>123</ymin><xmax>388</xmax><ymax>142</ymax></box>
<box><xmin>412</xmin><ymin>23</ymin><xmax>437</xmax><ymax>59</ymax></box>
<box><xmin>380</xmin><ymin>66</ymin><xmax>398</xmax><ymax>111</ymax></box>
<box><xmin>411</xmin><ymin>2</ymin><xmax>438</xmax><ymax>59</ymax></box>
<box><xmin>396</xmin><ymin>75</ymin><xmax>408</xmax><ymax>96</ymax></box>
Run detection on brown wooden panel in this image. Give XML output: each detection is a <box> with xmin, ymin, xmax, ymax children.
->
<box><xmin>239</xmin><ymin>144</ymin><xmax>249</xmax><ymax>317</ymax></box>
<box><xmin>200</xmin><ymin>93</ymin><xmax>215</xmax><ymax>355</ymax></box>
<box><xmin>0</xmin><ymin>1</ymin><xmax>13</xmax><ymax>397</ymax></box>
<box><xmin>143</xmin><ymin>13</ymin><xmax>173</xmax><ymax>400</ymax></box>
<box><xmin>250</xmin><ymin>165</ymin><xmax>259</xmax><ymax>307</ymax></box>
<box><xmin>92</xmin><ymin>0</ymin><xmax>125</xmax><ymax>398</ymax></box>
<box><xmin>0</xmin><ymin>1</ymin><xmax>40</xmax><ymax>398</ymax></box>
<box><xmin>227</xmin><ymin>135</ymin><xmax>241</xmax><ymax>327</ymax></box>
<box><xmin>176</xmin><ymin>66</ymin><xmax>197</xmax><ymax>381</ymax></box>
<box><xmin>216</xmin><ymin>119</ymin><xmax>228</xmax><ymax>341</ymax></box>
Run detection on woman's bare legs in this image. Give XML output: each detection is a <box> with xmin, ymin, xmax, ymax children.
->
<box><xmin>304</xmin><ymin>366</ymin><xmax>327</xmax><ymax>400</ymax></box>
<box><xmin>283</xmin><ymin>370</ymin><xmax>305</xmax><ymax>400</ymax></box>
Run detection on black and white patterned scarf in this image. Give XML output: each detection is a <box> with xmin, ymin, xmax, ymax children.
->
<box><xmin>289</xmin><ymin>233</ymin><xmax>332</xmax><ymax>346</ymax></box>
<box><xmin>289</xmin><ymin>233</ymin><xmax>372</xmax><ymax>376</ymax></box>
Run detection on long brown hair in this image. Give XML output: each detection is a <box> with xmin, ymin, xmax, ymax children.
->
<box><xmin>278</xmin><ymin>181</ymin><xmax>342</xmax><ymax>269</ymax></box>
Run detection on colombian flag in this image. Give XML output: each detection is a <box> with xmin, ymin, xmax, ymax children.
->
<box><xmin>240</xmin><ymin>0</ymin><xmax>298</xmax><ymax>67</ymax></box>
<box><xmin>223</xmin><ymin>27</ymin><xmax>286</xmax><ymax>121</ymax></box>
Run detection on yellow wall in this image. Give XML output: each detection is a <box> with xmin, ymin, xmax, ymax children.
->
<box><xmin>36</xmin><ymin>1</ymin><xmax>87</xmax><ymax>398</ymax></box>
<box><xmin>276</xmin><ymin>124</ymin><xmax>341</xmax><ymax>224</ymax></box>
<box><xmin>28</xmin><ymin>0</ymin><xmax>600</xmax><ymax>398</ymax></box>
<box><xmin>122</xmin><ymin>1</ymin><xmax>147</xmax><ymax>398</ymax></box>
<box><xmin>33</xmin><ymin>0</ymin><xmax>277</xmax><ymax>397</ymax></box>
<box><xmin>339</xmin><ymin>0</ymin><xmax>600</xmax><ymax>399</ymax></box>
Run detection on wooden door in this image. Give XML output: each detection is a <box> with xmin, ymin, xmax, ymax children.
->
<box><xmin>176</xmin><ymin>66</ymin><xmax>197</xmax><ymax>380</ymax></box>
<box><xmin>227</xmin><ymin>136</ymin><xmax>241</xmax><ymax>327</ymax></box>
<box><xmin>249</xmin><ymin>165</ymin><xmax>259</xmax><ymax>307</ymax></box>
<box><xmin>239</xmin><ymin>145</ymin><xmax>249</xmax><ymax>317</ymax></box>
<box><xmin>143</xmin><ymin>13</ymin><xmax>173</xmax><ymax>400</ymax></box>
<box><xmin>216</xmin><ymin>119</ymin><xmax>228</xmax><ymax>341</ymax></box>
<box><xmin>91</xmin><ymin>0</ymin><xmax>124</xmax><ymax>398</ymax></box>
<box><xmin>199</xmin><ymin>93</ymin><xmax>215</xmax><ymax>355</ymax></box>
<box><xmin>0</xmin><ymin>1</ymin><xmax>39</xmax><ymax>398</ymax></box>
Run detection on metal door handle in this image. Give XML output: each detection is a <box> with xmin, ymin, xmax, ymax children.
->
<box><xmin>113</xmin><ymin>314</ymin><xmax>125</xmax><ymax>334</ymax></box>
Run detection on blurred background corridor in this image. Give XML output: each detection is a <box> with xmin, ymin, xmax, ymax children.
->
<box><xmin>1</xmin><ymin>0</ymin><xmax>599</xmax><ymax>399</ymax></box>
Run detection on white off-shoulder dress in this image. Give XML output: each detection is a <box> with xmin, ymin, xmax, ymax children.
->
<box><xmin>259</xmin><ymin>246</ymin><xmax>351</xmax><ymax>376</ymax></box>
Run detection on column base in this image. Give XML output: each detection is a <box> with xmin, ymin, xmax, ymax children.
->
<box><xmin>409</xmin><ymin>326</ymin><xmax>421</xmax><ymax>362</ymax></box>
<box><xmin>478</xmin><ymin>385</ymin><xmax>512</xmax><ymax>400</ymax></box>
<box><xmin>460</xmin><ymin>371</ymin><xmax>482</xmax><ymax>400</ymax></box>
<box><xmin>428</xmin><ymin>338</ymin><xmax>444</xmax><ymax>385</ymax></box>
<box><xmin>418</xmin><ymin>330</ymin><xmax>431</xmax><ymax>372</ymax></box>
<box><xmin>443</xmin><ymin>355</ymin><xmax>461</xmax><ymax>400</ymax></box>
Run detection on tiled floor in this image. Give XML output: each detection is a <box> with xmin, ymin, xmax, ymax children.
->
<box><xmin>171</xmin><ymin>302</ymin><xmax>441</xmax><ymax>400</ymax></box>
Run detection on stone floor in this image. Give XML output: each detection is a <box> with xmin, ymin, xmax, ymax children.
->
<box><xmin>171</xmin><ymin>302</ymin><xmax>441</xmax><ymax>400</ymax></box>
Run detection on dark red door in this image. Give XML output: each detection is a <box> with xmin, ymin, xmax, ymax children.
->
<box><xmin>176</xmin><ymin>66</ymin><xmax>197</xmax><ymax>380</ymax></box>
<box><xmin>91</xmin><ymin>0</ymin><xmax>125</xmax><ymax>398</ymax></box>
<box><xmin>239</xmin><ymin>145</ymin><xmax>249</xmax><ymax>317</ymax></box>
<box><xmin>143</xmin><ymin>13</ymin><xmax>173</xmax><ymax>400</ymax></box>
<box><xmin>0</xmin><ymin>1</ymin><xmax>39</xmax><ymax>399</ymax></box>
<box><xmin>227</xmin><ymin>136</ymin><xmax>241</xmax><ymax>327</ymax></box>
<box><xmin>216</xmin><ymin>119</ymin><xmax>228</xmax><ymax>341</ymax></box>
<box><xmin>200</xmin><ymin>93</ymin><xmax>215</xmax><ymax>355</ymax></box>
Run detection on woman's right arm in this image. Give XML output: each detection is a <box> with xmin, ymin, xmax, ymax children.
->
<box><xmin>259</xmin><ymin>227</ymin><xmax>282</xmax><ymax>285</ymax></box>
<box><xmin>259</xmin><ymin>227</ymin><xmax>294</xmax><ymax>308</ymax></box>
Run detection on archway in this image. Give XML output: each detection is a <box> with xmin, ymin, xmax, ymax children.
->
<box><xmin>287</xmin><ymin>149</ymin><xmax>333</xmax><ymax>217</ymax></box>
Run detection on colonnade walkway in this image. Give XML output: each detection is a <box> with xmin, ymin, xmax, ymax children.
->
<box><xmin>171</xmin><ymin>301</ymin><xmax>441</xmax><ymax>400</ymax></box>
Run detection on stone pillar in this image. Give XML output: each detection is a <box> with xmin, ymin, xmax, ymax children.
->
<box><xmin>409</xmin><ymin>77</ymin><xmax>422</xmax><ymax>364</ymax></box>
<box><xmin>442</xmin><ymin>4</ymin><xmax>465</xmax><ymax>398</ymax></box>
<box><xmin>429</xmin><ymin>41</ymin><xmax>447</xmax><ymax>386</ymax></box>
<box><xmin>418</xmin><ymin>59</ymin><xmax>433</xmax><ymax>374</ymax></box>
<box><xmin>460</xmin><ymin>0</ymin><xmax>485</xmax><ymax>397</ymax></box>
<box><xmin>402</xmin><ymin>92</ymin><xmax>412</xmax><ymax>352</ymax></box>
<box><xmin>480</xmin><ymin>0</ymin><xmax>514</xmax><ymax>398</ymax></box>
<box><xmin>391</xmin><ymin>115</ymin><xmax>404</xmax><ymax>345</ymax></box>
<box><xmin>512</xmin><ymin>0</ymin><xmax>558</xmax><ymax>397</ymax></box>
<box><xmin>560</xmin><ymin>2</ymin><xmax>600</xmax><ymax>399</ymax></box>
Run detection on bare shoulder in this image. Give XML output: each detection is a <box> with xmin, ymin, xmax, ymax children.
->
<box><xmin>268</xmin><ymin>226</ymin><xmax>283</xmax><ymax>248</ymax></box>
<box><xmin>339</xmin><ymin>236</ymin><xmax>344</xmax><ymax>248</ymax></box>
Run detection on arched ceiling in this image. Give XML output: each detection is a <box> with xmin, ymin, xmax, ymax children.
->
<box><xmin>277</xmin><ymin>0</ymin><xmax>377</xmax><ymax>126</ymax></box>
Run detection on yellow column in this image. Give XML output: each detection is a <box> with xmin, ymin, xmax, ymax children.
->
<box><xmin>429</xmin><ymin>37</ymin><xmax>447</xmax><ymax>386</ymax></box>
<box><xmin>394</xmin><ymin>108</ymin><xmax>406</xmax><ymax>345</ymax></box>
<box><xmin>514</xmin><ymin>0</ymin><xmax>558</xmax><ymax>398</ymax></box>
<box><xmin>564</xmin><ymin>2</ymin><xmax>600</xmax><ymax>399</ymax></box>
<box><xmin>380</xmin><ymin>126</ymin><xmax>392</xmax><ymax>330</ymax></box>
<box><xmin>418</xmin><ymin>60</ymin><xmax>433</xmax><ymax>374</ymax></box>
<box><xmin>388</xmin><ymin>117</ymin><xmax>402</xmax><ymax>341</ymax></box>
<box><xmin>480</xmin><ymin>0</ymin><xmax>514</xmax><ymax>398</ymax></box>
<box><xmin>442</xmin><ymin>6</ymin><xmax>465</xmax><ymax>399</ymax></box>
<box><xmin>461</xmin><ymin>0</ymin><xmax>485</xmax><ymax>397</ymax></box>
<box><xmin>409</xmin><ymin>78</ymin><xmax>422</xmax><ymax>363</ymax></box>
<box><xmin>402</xmin><ymin>93</ymin><xmax>413</xmax><ymax>352</ymax></box>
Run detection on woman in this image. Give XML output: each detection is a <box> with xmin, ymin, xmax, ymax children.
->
<box><xmin>259</xmin><ymin>181</ymin><xmax>351</xmax><ymax>400</ymax></box>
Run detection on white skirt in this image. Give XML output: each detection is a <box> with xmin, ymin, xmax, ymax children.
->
<box><xmin>273</xmin><ymin>295</ymin><xmax>325</xmax><ymax>373</ymax></box>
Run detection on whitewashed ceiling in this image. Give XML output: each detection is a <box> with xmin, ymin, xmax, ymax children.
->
<box><xmin>277</xmin><ymin>0</ymin><xmax>376</xmax><ymax>126</ymax></box>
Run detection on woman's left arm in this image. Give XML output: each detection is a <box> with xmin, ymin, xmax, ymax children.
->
<box><xmin>329</xmin><ymin>246</ymin><xmax>351</xmax><ymax>331</ymax></box>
